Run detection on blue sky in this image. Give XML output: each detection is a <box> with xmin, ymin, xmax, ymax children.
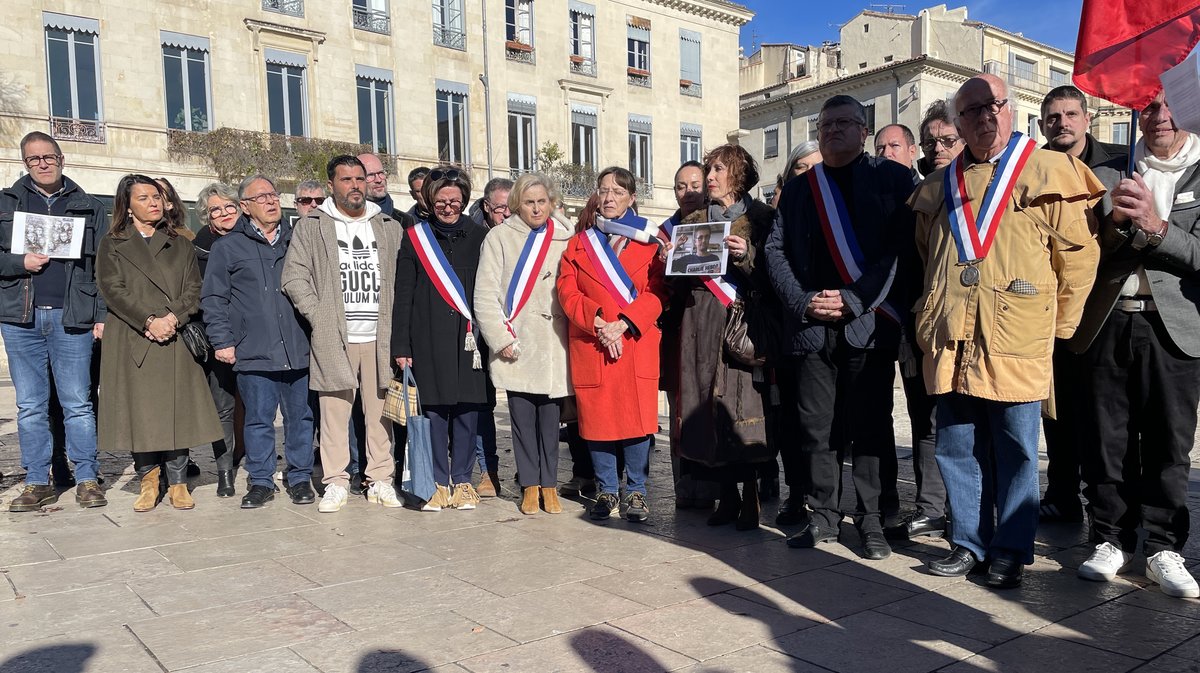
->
<box><xmin>737</xmin><ymin>1</ymin><xmax>1086</xmax><ymax>55</ymax></box>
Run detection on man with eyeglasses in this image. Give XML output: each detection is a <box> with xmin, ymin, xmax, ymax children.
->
<box><xmin>471</xmin><ymin>177</ymin><xmax>513</xmax><ymax>229</ymax></box>
<box><xmin>358</xmin><ymin>154</ymin><xmax>415</xmax><ymax>231</ymax></box>
<box><xmin>917</xmin><ymin>99</ymin><xmax>964</xmax><ymax>176</ymax></box>
<box><xmin>0</xmin><ymin>131</ymin><xmax>108</xmax><ymax>511</ymax></box>
<box><xmin>202</xmin><ymin>174</ymin><xmax>316</xmax><ymax>510</ymax></box>
<box><xmin>1035</xmin><ymin>85</ymin><xmax>1128</xmax><ymax>526</ymax></box>
<box><xmin>293</xmin><ymin>180</ymin><xmax>326</xmax><ymax>219</ymax></box>
<box><xmin>909</xmin><ymin>74</ymin><xmax>1101</xmax><ymax>588</ymax></box>
<box><xmin>405</xmin><ymin>166</ymin><xmax>432</xmax><ymax>223</ymax></box>
<box><xmin>766</xmin><ymin>94</ymin><xmax>916</xmax><ymax>562</ymax></box>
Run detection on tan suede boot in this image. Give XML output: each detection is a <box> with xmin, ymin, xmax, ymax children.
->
<box><xmin>541</xmin><ymin>487</ymin><xmax>563</xmax><ymax>514</ymax></box>
<box><xmin>519</xmin><ymin>486</ymin><xmax>540</xmax><ymax>515</ymax></box>
<box><xmin>133</xmin><ymin>467</ymin><xmax>161</xmax><ymax>512</ymax></box>
<box><xmin>475</xmin><ymin>471</ymin><xmax>497</xmax><ymax>498</ymax></box>
<box><xmin>168</xmin><ymin>484</ymin><xmax>195</xmax><ymax>510</ymax></box>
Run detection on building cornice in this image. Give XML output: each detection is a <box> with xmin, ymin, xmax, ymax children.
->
<box><xmin>643</xmin><ymin>0</ymin><xmax>754</xmax><ymax>26</ymax></box>
<box><xmin>558</xmin><ymin>79</ymin><xmax>615</xmax><ymax>110</ymax></box>
<box><xmin>244</xmin><ymin>19</ymin><xmax>327</xmax><ymax>60</ymax></box>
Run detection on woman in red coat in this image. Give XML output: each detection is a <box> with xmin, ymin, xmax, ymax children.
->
<box><xmin>557</xmin><ymin>167</ymin><xmax>667</xmax><ymax>523</ymax></box>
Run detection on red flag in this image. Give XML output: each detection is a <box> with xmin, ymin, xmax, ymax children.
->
<box><xmin>1073</xmin><ymin>0</ymin><xmax>1200</xmax><ymax>109</ymax></box>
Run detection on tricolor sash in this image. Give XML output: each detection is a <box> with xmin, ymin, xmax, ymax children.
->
<box><xmin>661</xmin><ymin>214</ymin><xmax>680</xmax><ymax>237</ymax></box>
<box><xmin>580</xmin><ymin>227</ymin><xmax>638</xmax><ymax>308</ymax></box>
<box><xmin>808</xmin><ymin>165</ymin><xmax>900</xmax><ymax>324</ymax></box>
<box><xmin>702</xmin><ymin>275</ymin><xmax>739</xmax><ymax>308</ymax></box>
<box><xmin>943</xmin><ymin>132</ymin><xmax>1037</xmax><ymax>263</ymax></box>
<box><xmin>407</xmin><ymin>222</ymin><xmax>481</xmax><ymax>367</ymax></box>
<box><xmin>595</xmin><ymin>211</ymin><xmax>662</xmax><ymax>246</ymax></box>
<box><xmin>503</xmin><ymin>218</ymin><xmax>556</xmax><ymax>340</ymax></box>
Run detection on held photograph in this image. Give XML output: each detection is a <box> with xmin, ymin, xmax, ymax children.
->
<box><xmin>10</xmin><ymin>211</ymin><xmax>85</xmax><ymax>258</ymax></box>
<box><xmin>666</xmin><ymin>221</ymin><xmax>731</xmax><ymax>276</ymax></box>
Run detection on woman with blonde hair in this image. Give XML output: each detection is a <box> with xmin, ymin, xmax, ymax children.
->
<box><xmin>475</xmin><ymin>173</ymin><xmax>573</xmax><ymax>514</ymax></box>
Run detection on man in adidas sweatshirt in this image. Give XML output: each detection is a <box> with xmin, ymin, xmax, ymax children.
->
<box><xmin>283</xmin><ymin>155</ymin><xmax>404</xmax><ymax>513</ymax></box>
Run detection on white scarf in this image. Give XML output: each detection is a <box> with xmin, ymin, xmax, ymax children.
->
<box><xmin>1135</xmin><ymin>132</ymin><xmax>1200</xmax><ymax>219</ymax></box>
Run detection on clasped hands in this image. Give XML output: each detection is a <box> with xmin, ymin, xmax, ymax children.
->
<box><xmin>806</xmin><ymin>290</ymin><xmax>846</xmax><ymax>322</ymax></box>
<box><xmin>594</xmin><ymin>315</ymin><xmax>627</xmax><ymax>360</ymax></box>
<box><xmin>145</xmin><ymin>313</ymin><xmax>178</xmax><ymax>343</ymax></box>
<box><xmin>1112</xmin><ymin>173</ymin><xmax>1167</xmax><ymax>236</ymax></box>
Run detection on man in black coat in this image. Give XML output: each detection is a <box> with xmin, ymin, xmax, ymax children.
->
<box><xmin>766</xmin><ymin>94</ymin><xmax>916</xmax><ymax>561</ymax></box>
<box><xmin>1036</xmin><ymin>85</ymin><xmax>1128</xmax><ymax>524</ymax></box>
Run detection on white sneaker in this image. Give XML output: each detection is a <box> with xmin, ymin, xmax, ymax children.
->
<box><xmin>1146</xmin><ymin>550</ymin><xmax>1200</xmax><ymax>598</ymax></box>
<box><xmin>318</xmin><ymin>483</ymin><xmax>348</xmax><ymax>513</ymax></box>
<box><xmin>1078</xmin><ymin>542</ymin><xmax>1132</xmax><ymax>582</ymax></box>
<box><xmin>367</xmin><ymin>481</ymin><xmax>403</xmax><ymax>508</ymax></box>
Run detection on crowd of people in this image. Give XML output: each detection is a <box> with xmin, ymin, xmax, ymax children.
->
<box><xmin>2</xmin><ymin>72</ymin><xmax>1197</xmax><ymax>600</ymax></box>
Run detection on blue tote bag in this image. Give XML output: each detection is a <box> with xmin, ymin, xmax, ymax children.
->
<box><xmin>399</xmin><ymin>367</ymin><xmax>437</xmax><ymax>503</ymax></box>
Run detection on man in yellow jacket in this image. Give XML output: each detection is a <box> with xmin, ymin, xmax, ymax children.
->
<box><xmin>908</xmin><ymin>74</ymin><xmax>1102</xmax><ymax>588</ymax></box>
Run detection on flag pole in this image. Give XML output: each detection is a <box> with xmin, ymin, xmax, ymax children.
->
<box><xmin>1127</xmin><ymin>110</ymin><xmax>1140</xmax><ymax>175</ymax></box>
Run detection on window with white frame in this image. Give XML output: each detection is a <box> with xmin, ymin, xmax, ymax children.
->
<box><xmin>357</xmin><ymin>65</ymin><xmax>394</xmax><ymax>153</ymax></box>
<box><xmin>161</xmin><ymin>31</ymin><xmax>211</xmax><ymax>132</ymax></box>
<box><xmin>764</xmin><ymin>127</ymin><xmax>779</xmax><ymax>159</ymax></box>
<box><xmin>1112</xmin><ymin>121</ymin><xmax>1129</xmax><ymax>146</ymax></box>
<box><xmin>506</xmin><ymin>0</ymin><xmax>533</xmax><ymax>45</ymax></box>
<box><xmin>680</xmin><ymin>29</ymin><xmax>702</xmax><ymax>96</ymax></box>
<box><xmin>265</xmin><ymin>49</ymin><xmax>308</xmax><ymax>137</ymax></box>
<box><xmin>44</xmin><ymin>13</ymin><xmax>102</xmax><ymax>124</ymax></box>
<box><xmin>627</xmin><ymin>16</ymin><xmax>651</xmax><ymax>86</ymax></box>
<box><xmin>352</xmin><ymin>0</ymin><xmax>390</xmax><ymax>35</ymax></box>
<box><xmin>571</xmin><ymin>104</ymin><xmax>598</xmax><ymax>169</ymax></box>
<box><xmin>629</xmin><ymin>115</ymin><xmax>652</xmax><ymax>183</ymax></box>
<box><xmin>807</xmin><ymin>116</ymin><xmax>819</xmax><ymax>142</ymax></box>
<box><xmin>432</xmin><ymin>0</ymin><xmax>466</xmax><ymax>50</ymax></box>
<box><xmin>680</xmin><ymin>123</ymin><xmax>702</xmax><ymax>163</ymax></box>
<box><xmin>436</xmin><ymin>80</ymin><xmax>469</xmax><ymax>164</ymax></box>
<box><xmin>507</xmin><ymin>94</ymin><xmax>537</xmax><ymax>174</ymax></box>
<box><xmin>569</xmin><ymin>2</ymin><xmax>596</xmax><ymax>76</ymax></box>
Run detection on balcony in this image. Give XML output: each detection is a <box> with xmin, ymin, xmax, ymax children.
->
<box><xmin>50</xmin><ymin>117</ymin><xmax>106</xmax><ymax>144</ymax></box>
<box><xmin>352</xmin><ymin>6</ymin><xmax>390</xmax><ymax>35</ymax></box>
<box><xmin>628</xmin><ymin>68</ymin><xmax>651</xmax><ymax>88</ymax></box>
<box><xmin>433</xmin><ymin>25</ymin><xmax>466</xmax><ymax>50</ymax></box>
<box><xmin>506</xmin><ymin>40</ymin><xmax>535</xmax><ymax>65</ymax></box>
<box><xmin>983</xmin><ymin>60</ymin><xmax>1069</xmax><ymax>95</ymax></box>
<box><xmin>509</xmin><ymin>166</ymin><xmax>534</xmax><ymax>179</ymax></box>
<box><xmin>263</xmin><ymin>0</ymin><xmax>304</xmax><ymax>18</ymax></box>
<box><xmin>569</xmin><ymin>55</ymin><xmax>596</xmax><ymax>77</ymax></box>
<box><xmin>680</xmin><ymin>80</ymin><xmax>702</xmax><ymax>98</ymax></box>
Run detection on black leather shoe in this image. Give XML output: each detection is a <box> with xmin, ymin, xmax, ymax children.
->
<box><xmin>986</xmin><ymin>555</ymin><xmax>1024</xmax><ymax>589</ymax></box>
<box><xmin>787</xmin><ymin>522</ymin><xmax>838</xmax><ymax>548</ymax></box>
<box><xmin>240</xmin><ymin>485</ymin><xmax>275</xmax><ymax>509</ymax></box>
<box><xmin>775</xmin><ymin>497</ymin><xmax>808</xmax><ymax>526</ymax></box>
<box><xmin>186</xmin><ymin>460</ymin><xmax>201</xmax><ymax>478</ymax></box>
<box><xmin>861</xmin><ymin>531</ymin><xmax>892</xmax><ymax>560</ymax></box>
<box><xmin>287</xmin><ymin>481</ymin><xmax>316</xmax><ymax>505</ymax></box>
<box><xmin>927</xmin><ymin>545</ymin><xmax>979</xmax><ymax>577</ymax></box>
<box><xmin>906</xmin><ymin>514</ymin><xmax>947</xmax><ymax>538</ymax></box>
<box><xmin>348</xmin><ymin>475</ymin><xmax>365</xmax><ymax>497</ymax></box>
<box><xmin>216</xmin><ymin>470</ymin><xmax>236</xmax><ymax>498</ymax></box>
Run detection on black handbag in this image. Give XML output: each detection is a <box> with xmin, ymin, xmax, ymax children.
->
<box><xmin>179</xmin><ymin>321</ymin><xmax>212</xmax><ymax>362</ymax></box>
<box><xmin>722</xmin><ymin>294</ymin><xmax>781</xmax><ymax>367</ymax></box>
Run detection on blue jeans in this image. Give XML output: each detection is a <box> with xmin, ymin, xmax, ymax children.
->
<box><xmin>591</xmin><ymin>436</ymin><xmax>650</xmax><ymax>496</ymax></box>
<box><xmin>237</xmin><ymin>369</ymin><xmax>314</xmax><ymax>488</ymax></box>
<box><xmin>1</xmin><ymin>309</ymin><xmax>98</xmax><ymax>485</ymax></box>
<box><xmin>425</xmin><ymin>405</ymin><xmax>479</xmax><ymax>485</ymax></box>
<box><xmin>936</xmin><ymin>393</ymin><xmax>1041</xmax><ymax>564</ymax></box>
<box><xmin>474</xmin><ymin>409</ymin><xmax>498</xmax><ymax>474</ymax></box>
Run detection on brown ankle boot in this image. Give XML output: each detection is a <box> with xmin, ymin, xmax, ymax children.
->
<box><xmin>476</xmin><ymin>471</ymin><xmax>498</xmax><ymax>498</ymax></box>
<box><xmin>540</xmin><ymin>487</ymin><xmax>562</xmax><ymax>514</ymax></box>
<box><xmin>168</xmin><ymin>483</ymin><xmax>195</xmax><ymax>510</ymax></box>
<box><xmin>134</xmin><ymin>467</ymin><xmax>161</xmax><ymax>512</ymax></box>
<box><xmin>519</xmin><ymin>486</ymin><xmax>539</xmax><ymax>515</ymax></box>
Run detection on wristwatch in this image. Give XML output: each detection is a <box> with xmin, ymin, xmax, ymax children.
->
<box><xmin>1146</xmin><ymin>224</ymin><xmax>1167</xmax><ymax>247</ymax></box>
<box><xmin>145</xmin><ymin>314</ymin><xmax>157</xmax><ymax>329</ymax></box>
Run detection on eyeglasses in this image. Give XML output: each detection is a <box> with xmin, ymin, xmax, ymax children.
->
<box><xmin>817</xmin><ymin>118</ymin><xmax>862</xmax><ymax>133</ymax></box>
<box><xmin>428</xmin><ymin>168</ymin><xmax>464</xmax><ymax>182</ymax></box>
<box><xmin>207</xmin><ymin>204</ymin><xmax>239</xmax><ymax>217</ymax></box>
<box><xmin>295</xmin><ymin>196</ymin><xmax>326</xmax><ymax>206</ymax></box>
<box><xmin>23</xmin><ymin>154</ymin><xmax>62</xmax><ymax>168</ymax></box>
<box><xmin>597</xmin><ymin>188</ymin><xmax>630</xmax><ymax>198</ymax></box>
<box><xmin>485</xmin><ymin>201</ymin><xmax>510</xmax><ymax>213</ymax></box>
<box><xmin>365</xmin><ymin>170</ymin><xmax>387</xmax><ymax>181</ymax></box>
<box><xmin>958</xmin><ymin>98</ymin><xmax>1008</xmax><ymax>120</ymax></box>
<box><xmin>242</xmin><ymin>191</ymin><xmax>280</xmax><ymax>204</ymax></box>
<box><xmin>920</xmin><ymin>136</ymin><xmax>962</xmax><ymax>151</ymax></box>
<box><xmin>434</xmin><ymin>199</ymin><xmax>463</xmax><ymax>210</ymax></box>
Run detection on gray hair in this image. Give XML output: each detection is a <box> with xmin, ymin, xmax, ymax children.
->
<box><xmin>786</xmin><ymin>141</ymin><xmax>820</xmax><ymax>168</ymax></box>
<box><xmin>294</xmin><ymin>179</ymin><xmax>325</xmax><ymax>196</ymax></box>
<box><xmin>483</xmin><ymin>177</ymin><xmax>515</xmax><ymax>203</ymax></box>
<box><xmin>508</xmin><ymin>173</ymin><xmax>562</xmax><ymax>214</ymax></box>
<box><xmin>820</xmin><ymin>95</ymin><xmax>867</xmax><ymax>125</ymax></box>
<box><xmin>194</xmin><ymin>182</ymin><xmax>240</xmax><ymax>223</ymax></box>
<box><xmin>238</xmin><ymin>173</ymin><xmax>277</xmax><ymax>200</ymax></box>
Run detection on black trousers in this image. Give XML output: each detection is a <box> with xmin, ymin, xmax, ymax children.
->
<box><xmin>794</xmin><ymin>334</ymin><xmax>897</xmax><ymax>533</ymax></box>
<box><xmin>900</xmin><ymin>363</ymin><xmax>946</xmax><ymax>518</ymax></box>
<box><xmin>509</xmin><ymin>392</ymin><xmax>561</xmax><ymax>488</ymax></box>
<box><xmin>1080</xmin><ymin>311</ymin><xmax>1199</xmax><ymax>555</ymax></box>
<box><xmin>1042</xmin><ymin>339</ymin><xmax>1084</xmax><ymax>508</ymax></box>
<box><xmin>773</xmin><ymin>361</ymin><xmax>809</xmax><ymax>493</ymax></box>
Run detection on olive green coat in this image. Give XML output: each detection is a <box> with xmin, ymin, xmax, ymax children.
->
<box><xmin>96</xmin><ymin>229</ymin><xmax>222</xmax><ymax>453</ymax></box>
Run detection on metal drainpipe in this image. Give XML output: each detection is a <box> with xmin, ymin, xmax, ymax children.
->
<box><xmin>785</xmin><ymin>100</ymin><xmax>795</xmax><ymax>157</ymax></box>
<box><xmin>891</xmin><ymin>69</ymin><xmax>901</xmax><ymax>124</ymax></box>
<box><xmin>480</xmin><ymin>0</ymin><xmax>495</xmax><ymax>180</ymax></box>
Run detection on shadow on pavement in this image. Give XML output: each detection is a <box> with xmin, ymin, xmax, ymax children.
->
<box><xmin>0</xmin><ymin>644</ymin><xmax>96</xmax><ymax>673</ymax></box>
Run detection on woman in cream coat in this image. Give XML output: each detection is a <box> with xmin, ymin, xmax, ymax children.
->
<box><xmin>475</xmin><ymin>173</ymin><xmax>573</xmax><ymax>514</ymax></box>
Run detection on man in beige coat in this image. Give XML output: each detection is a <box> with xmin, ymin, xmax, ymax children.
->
<box><xmin>908</xmin><ymin>75</ymin><xmax>1101</xmax><ymax>588</ymax></box>
<box><xmin>282</xmin><ymin>155</ymin><xmax>403</xmax><ymax>513</ymax></box>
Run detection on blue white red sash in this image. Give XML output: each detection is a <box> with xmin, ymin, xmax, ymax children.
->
<box><xmin>595</xmin><ymin>211</ymin><xmax>661</xmax><ymax>245</ymax></box>
<box><xmin>661</xmin><ymin>214</ymin><xmax>680</xmax><ymax>237</ymax></box>
<box><xmin>580</xmin><ymin>227</ymin><xmax>638</xmax><ymax>308</ymax></box>
<box><xmin>503</xmin><ymin>219</ymin><xmax>556</xmax><ymax>339</ymax></box>
<box><xmin>943</xmin><ymin>132</ymin><xmax>1037</xmax><ymax>263</ymax></box>
<box><xmin>407</xmin><ymin>222</ymin><xmax>480</xmax><ymax>364</ymax></box>
<box><xmin>808</xmin><ymin>165</ymin><xmax>900</xmax><ymax>324</ymax></box>
<box><xmin>702</xmin><ymin>275</ymin><xmax>739</xmax><ymax>308</ymax></box>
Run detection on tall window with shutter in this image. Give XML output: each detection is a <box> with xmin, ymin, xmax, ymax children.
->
<box><xmin>569</xmin><ymin>2</ymin><xmax>596</xmax><ymax>76</ymax></box>
<box><xmin>161</xmin><ymin>31</ymin><xmax>211</xmax><ymax>132</ymax></box>
<box><xmin>627</xmin><ymin>16</ymin><xmax>650</xmax><ymax>87</ymax></box>
<box><xmin>679</xmin><ymin>29</ymin><xmax>702</xmax><ymax>97</ymax></box>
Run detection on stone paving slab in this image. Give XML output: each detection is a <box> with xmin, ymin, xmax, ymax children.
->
<box><xmin>1</xmin><ymin>385</ymin><xmax>1198</xmax><ymax>672</ymax></box>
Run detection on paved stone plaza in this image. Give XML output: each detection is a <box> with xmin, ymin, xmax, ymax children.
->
<box><xmin>1</xmin><ymin>381</ymin><xmax>1198</xmax><ymax>673</ymax></box>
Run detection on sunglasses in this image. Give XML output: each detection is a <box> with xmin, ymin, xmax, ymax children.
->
<box><xmin>295</xmin><ymin>196</ymin><xmax>326</xmax><ymax>206</ymax></box>
<box><xmin>427</xmin><ymin>168</ymin><xmax>465</xmax><ymax>182</ymax></box>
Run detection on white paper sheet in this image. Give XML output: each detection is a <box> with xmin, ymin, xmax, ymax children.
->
<box><xmin>11</xmin><ymin>211</ymin><xmax>85</xmax><ymax>258</ymax></box>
